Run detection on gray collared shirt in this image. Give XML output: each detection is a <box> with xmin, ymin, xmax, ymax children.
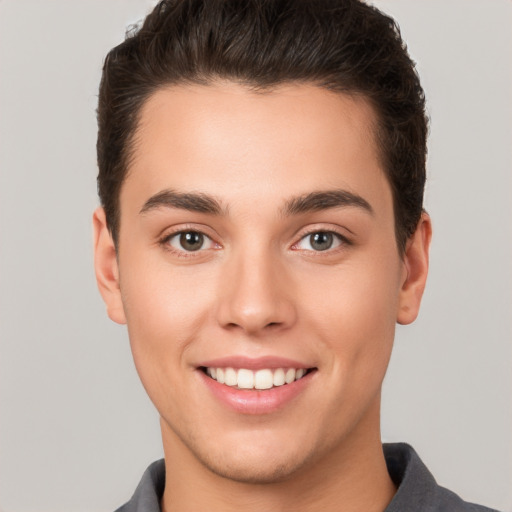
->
<box><xmin>115</xmin><ymin>443</ymin><xmax>501</xmax><ymax>512</ymax></box>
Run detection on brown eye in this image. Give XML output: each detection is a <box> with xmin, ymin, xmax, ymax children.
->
<box><xmin>179</xmin><ymin>231</ymin><xmax>204</xmax><ymax>251</ymax></box>
<box><xmin>165</xmin><ymin>230</ymin><xmax>216</xmax><ymax>253</ymax></box>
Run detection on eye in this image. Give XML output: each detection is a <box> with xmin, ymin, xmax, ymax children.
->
<box><xmin>295</xmin><ymin>231</ymin><xmax>345</xmax><ymax>252</ymax></box>
<box><xmin>165</xmin><ymin>230</ymin><xmax>216</xmax><ymax>252</ymax></box>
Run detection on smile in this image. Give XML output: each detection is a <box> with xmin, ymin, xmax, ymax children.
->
<box><xmin>202</xmin><ymin>367</ymin><xmax>311</xmax><ymax>390</ymax></box>
<box><xmin>198</xmin><ymin>360</ymin><xmax>317</xmax><ymax>414</ymax></box>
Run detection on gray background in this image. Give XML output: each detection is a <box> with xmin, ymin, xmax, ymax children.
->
<box><xmin>0</xmin><ymin>1</ymin><xmax>510</xmax><ymax>511</ymax></box>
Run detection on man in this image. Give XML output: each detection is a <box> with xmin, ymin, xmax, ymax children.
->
<box><xmin>92</xmin><ymin>1</ymin><xmax>500</xmax><ymax>511</ymax></box>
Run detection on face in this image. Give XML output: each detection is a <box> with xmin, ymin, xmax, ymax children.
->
<box><xmin>94</xmin><ymin>82</ymin><xmax>429</xmax><ymax>484</ymax></box>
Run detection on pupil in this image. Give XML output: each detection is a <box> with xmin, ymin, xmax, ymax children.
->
<box><xmin>310</xmin><ymin>232</ymin><xmax>333</xmax><ymax>251</ymax></box>
<box><xmin>180</xmin><ymin>232</ymin><xmax>203</xmax><ymax>251</ymax></box>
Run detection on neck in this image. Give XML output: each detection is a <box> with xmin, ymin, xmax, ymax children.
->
<box><xmin>160</xmin><ymin>401</ymin><xmax>395</xmax><ymax>512</ymax></box>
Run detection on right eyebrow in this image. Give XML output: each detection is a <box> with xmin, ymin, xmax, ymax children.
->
<box><xmin>139</xmin><ymin>189</ymin><xmax>225</xmax><ymax>216</ymax></box>
<box><xmin>282</xmin><ymin>189</ymin><xmax>374</xmax><ymax>217</ymax></box>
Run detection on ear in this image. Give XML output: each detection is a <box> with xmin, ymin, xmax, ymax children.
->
<box><xmin>397</xmin><ymin>212</ymin><xmax>432</xmax><ymax>325</ymax></box>
<box><xmin>92</xmin><ymin>207</ymin><xmax>126</xmax><ymax>325</ymax></box>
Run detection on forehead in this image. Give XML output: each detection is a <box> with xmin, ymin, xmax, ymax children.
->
<box><xmin>123</xmin><ymin>82</ymin><xmax>390</xmax><ymax>217</ymax></box>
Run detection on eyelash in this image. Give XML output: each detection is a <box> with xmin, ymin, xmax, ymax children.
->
<box><xmin>158</xmin><ymin>227</ymin><xmax>219</xmax><ymax>258</ymax></box>
<box><xmin>158</xmin><ymin>227</ymin><xmax>352</xmax><ymax>257</ymax></box>
<box><xmin>291</xmin><ymin>229</ymin><xmax>352</xmax><ymax>254</ymax></box>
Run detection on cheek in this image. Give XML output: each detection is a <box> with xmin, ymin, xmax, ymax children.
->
<box><xmin>118</xmin><ymin>261</ymin><xmax>219</xmax><ymax>420</ymax></box>
<box><xmin>119</xmin><ymin>256</ymin><xmax>216</xmax><ymax>374</ymax></box>
<box><xmin>300</xmin><ymin>252</ymin><xmax>402</xmax><ymax>377</ymax></box>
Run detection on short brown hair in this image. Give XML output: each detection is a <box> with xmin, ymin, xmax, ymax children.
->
<box><xmin>97</xmin><ymin>0</ymin><xmax>428</xmax><ymax>252</ymax></box>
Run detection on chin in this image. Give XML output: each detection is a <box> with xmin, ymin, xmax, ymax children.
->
<box><xmin>180</xmin><ymin>426</ymin><xmax>319</xmax><ymax>484</ymax></box>
<box><xmin>199</xmin><ymin>450</ymin><xmax>312</xmax><ymax>484</ymax></box>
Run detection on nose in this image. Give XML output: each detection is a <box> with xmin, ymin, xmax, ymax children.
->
<box><xmin>215</xmin><ymin>247</ymin><xmax>297</xmax><ymax>336</ymax></box>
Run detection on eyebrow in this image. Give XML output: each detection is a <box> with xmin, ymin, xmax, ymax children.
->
<box><xmin>140</xmin><ymin>189</ymin><xmax>225</xmax><ymax>215</ymax></box>
<box><xmin>139</xmin><ymin>188</ymin><xmax>373</xmax><ymax>217</ymax></box>
<box><xmin>283</xmin><ymin>190</ymin><xmax>373</xmax><ymax>216</ymax></box>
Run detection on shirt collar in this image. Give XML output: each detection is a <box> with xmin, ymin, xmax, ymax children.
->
<box><xmin>115</xmin><ymin>443</ymin><xmax>470</xmax><ymax>512</ymax></box>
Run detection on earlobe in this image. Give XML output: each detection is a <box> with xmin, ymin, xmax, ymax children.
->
<box><xmin>92</xmin><ymin>207</ymin><xmax>126</xmax><ymax>325</ymax></box>
<box><xmin>397</xmin><ymin>212</ymin><xmax>432</xmax><ymax>325</ymax></box>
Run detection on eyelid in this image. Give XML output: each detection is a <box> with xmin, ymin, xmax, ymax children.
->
<box><xmin>158</xmin><ymin>225</ymin><xmax>221</xmax><ymax>256</ymax></box>
<box><xmin>291</xmin><ymin>227</ymin><xmax>352</xmax><ymax>252</ymax></box>
<box><xmin>169</xmin><ymin>232</ymin><xmax>215</xmax><ymax>250</ymax></box>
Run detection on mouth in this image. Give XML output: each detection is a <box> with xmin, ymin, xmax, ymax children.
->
<box><xmin>200</xmin><ymin>366</ymin><xmax>315</xmax><ymax>390</ymax></box>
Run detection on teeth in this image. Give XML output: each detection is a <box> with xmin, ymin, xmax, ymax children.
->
<box><xmin>237</xmin><ymin>369</ymin><xmax>254</xmax><ymax>389</ymax></box>
<box><xmin>285</xmin><ymin>368</ymin><xmax>296</xmax><ymax>384</ymax></box>
<box><xmin>254</xmin><ymin>369</ymin><xmax>273</xmax><ymax>389</ymax></box>
<box><xmin>273</xmin><ymin>368</ymin><xmax>285</xmax><ymax>386</ymax></box>
<box><xmin>224</xmin><ymin>367</ymin><xmax>237</xmax><ymax>386</ymax></box>
<box><xmin>205</xmin><ymin>367</ymin><xmax>309</xmax><ymax>390</ymax></box>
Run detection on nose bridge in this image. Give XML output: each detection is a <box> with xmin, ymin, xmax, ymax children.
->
<box><xmin>216</xmin><ymin>241</ymin><xmax>296</xmax><ymax>334</ymax></box>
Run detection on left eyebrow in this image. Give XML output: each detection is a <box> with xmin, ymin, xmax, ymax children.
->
<box><xmin>139</xmin><ymin>189</ymin><xmax>225</xmax><ymax>215</ymax></box>
<box><xmin>282</xmin><ymin>190</ymin><xmax>374</xmax><ymax>216</ymax></box>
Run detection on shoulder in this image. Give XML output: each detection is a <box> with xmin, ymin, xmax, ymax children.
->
<box><xmin>384</xmin><ymin>443</ymin><xmax>502</xmax><ymax>512</ymax></box>
<box><xmin>114</xmin><ymin>459</ymin><xmax>165</xmax><ymax>512</ymax></box>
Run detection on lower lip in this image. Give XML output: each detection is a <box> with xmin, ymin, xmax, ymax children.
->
<box><xmin>198</xmin><ymin>369</ymin><xmax>315</xmax><ymax>415</ymax></box>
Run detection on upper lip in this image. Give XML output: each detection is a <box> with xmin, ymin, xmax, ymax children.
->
<box><xmin>198</xmin><ymin>355</ymin><xmax>314</xmax><ymax>370</ymax></box>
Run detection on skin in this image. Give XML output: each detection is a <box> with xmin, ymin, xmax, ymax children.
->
<box><xmin>94</xmin><ymin>82</ymin><xmax>431</xmax><ymax>512</ymax></box>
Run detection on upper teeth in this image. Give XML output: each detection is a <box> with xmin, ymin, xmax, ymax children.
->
<box><xmin>206</xmin><ymin>367</ymin><xmax>307</xmax><ymax>390</ymax></box>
